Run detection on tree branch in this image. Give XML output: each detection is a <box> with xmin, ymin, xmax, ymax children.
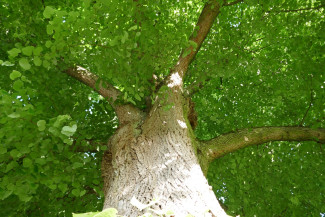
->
<box><xmin>265</xmin><ymin>4</ymin><xmax>324</xmax><ymax>14</ymax></box>
<box><xmin>223</xmin><ymin>0</ymin><xmax>243</xmax><ymax>7</ymax></box>
<box><xmin>64</xmin><ymin>66</ymin><xmax>144</xmax><ymax>125</ymax></box>
<box><xmin>65</xmin><ymin>66</ymin><xmax>121</xmax><ymax>103</ymax></box>
<box><xmin>199</xmin><ymin>126</ymin><xmax>325</xmax><ymax>162</ymax></box>
<box><xmin>300</xmin><ymin>77</ymin><xmax>313</xmax><ymax>126</ymax></box>
<box><xmin>166</xmin><ymin>0</ymin><xmax>221</xmax><ymax>86</ymax></box>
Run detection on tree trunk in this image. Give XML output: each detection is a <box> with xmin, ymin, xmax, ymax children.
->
<box><xmin>101</xmin><ymin>91</ymin><xmax>229</xmax><ymax>217</ymax></box>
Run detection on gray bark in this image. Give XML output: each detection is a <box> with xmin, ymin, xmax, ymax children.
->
<box><xmin>101</xmin><ymin>90</ymin><xmax>229</xmax><ymax>217</ymax></box>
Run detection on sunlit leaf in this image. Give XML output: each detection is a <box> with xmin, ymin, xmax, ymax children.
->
<box><xmin>9</xmin><ymin>70</ymin><xmax>21</xmax><ymax>80</ymax></box>
<box><xmin>19</xmin><ymin>58</ymin><xmax>31</xmax><ymax>70</ymax></box>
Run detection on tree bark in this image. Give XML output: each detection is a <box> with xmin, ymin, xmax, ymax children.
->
<box><xmin>101</xmin><ymin>90</ymin><xmax>229</xmax><ymax>217</ymax></box>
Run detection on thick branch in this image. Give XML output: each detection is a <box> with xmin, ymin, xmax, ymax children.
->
<box><xmin>65</xmin><ymin>66</ymin><xmax>121</xmax><ymax>103</ymax></box>
<box><xmin>65</xmin><ymin>66</ymin><xmax>144</xmax><ymax>125</ymax></box>
<box><xmin>199</xmin><ymin>127</ymin><xmax>325</xmax><ymax>162</ymax></box>
<box><xmin>166</xmin><ymin>0</ymin><xmax>221</xmax><ymax>86</ymax></box>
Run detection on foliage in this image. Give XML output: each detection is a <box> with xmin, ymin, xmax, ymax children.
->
<box><xmin>0</xmin><ymin>0</ymin><xmax>324</xmax><ymax>216</ymax></box>
<box><xmin>208</xmin><ymin>141</ymin><xmax>325</xmax><ymax>216</ymax></box>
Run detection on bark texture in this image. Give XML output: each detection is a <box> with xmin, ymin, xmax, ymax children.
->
<box><xmin>101</xmin><ymin>90</ymin><xmax>229</xmax><ymax>216</ymax></box>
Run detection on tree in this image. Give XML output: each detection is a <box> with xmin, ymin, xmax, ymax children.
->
<box><xmin>0</xmin><ymin>0</ymin><xmax>324</xmax><ymax>216</ymax></box>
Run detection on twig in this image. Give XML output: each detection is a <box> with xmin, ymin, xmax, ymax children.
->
<box><xmin>265</xmin><ymin>4</ymin><xmax>324</xmax><ymax>15</ymax></box>
<box><xmin>223</xmin><ymin>0</ymin><xmax>244</xmax><ymax>7</ymax></box>
<box><xmin>299</xmin><ymin>77</ymin><xmax>313</xmax><ymax>126</ymax></box>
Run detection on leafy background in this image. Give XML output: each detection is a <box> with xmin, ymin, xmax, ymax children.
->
<box><xmin>0</xmin><ymin>0</ymin><xmax>324</xmax><ymax>216</ymax></box>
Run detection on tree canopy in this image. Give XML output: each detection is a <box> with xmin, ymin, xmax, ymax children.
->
<box><xmin>0</xmin><ymin>0</ymin><xmax>324</xmax><ymax>216</ymax></box>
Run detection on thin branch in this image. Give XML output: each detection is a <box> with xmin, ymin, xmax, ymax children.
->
<box><xmin>300</xmin><ymin>77</ymin><xmax>313</xmax><ymax>126</ymax></box>
<box><xmin>223</xmin><ymin>0</ymin><xmax>243</xmax><ymax>7</ymax></box>
<box><xmin>265</xmin><ymin>4</ymin><xmax>324</xmax><ymax>14</ymax></box>
<box><xmin>199</xmin><ymin>126</ymin><xmax>325</xmax><ymax>162</ymax></box>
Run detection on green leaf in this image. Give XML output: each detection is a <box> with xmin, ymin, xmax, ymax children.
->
<box><xmin>8</xmin><ymin>48</ymin><xmax>21</xmax><ymax>58</ymax></box>
<box><xmin>134</xmin><ymin>94</ymin><xmax>141</xmax><ymax>101</ymax></box>
<box><xmin>43</xmin><ymin>60</ymin><xmax>50</xmax><ymax>68</ymax></box>
<box><xmin>45</xmin><ymin>41</ymin><xmax>52</xmax><ymax>48</ymax></box>
<box><xmin>49</xmin><ymin>184</ymin><xmax>57</xmax><ymax>190</ymax></box>
<box><xmin>53</xmin><ymin>115</ymin><xmax>71</xmax><ymax>128</ymax></box>
<box><xmin>22</xmin><ymin>46</ymin><xmax>34</xmax><ymax>56</ymax></box>
<box><xmin>121</xmin><ymin>31</ymin><xmax>129</xmax><ymax>44</ymax></box>
<box><xmin>58</xmin><ymin>183</ymin><xmax>68</xmax><ymax>193</ymax></box>
<box><xmin>43</xmin><ymin>6</ymin><xmax>55</xmax><ymax>18</ymax></box>
<box><xmin>6</xmin><ymin>161</ymin><xmax>18</xmax><ymax>172</ymax></box>
<box><xmin>23</xmin><ymin>158</ymin><xmax>33</xmax><ymax>168</ymax></box>
<box><xmin>2</xmin><ymin>61</ymin><xmax>14</xmax><ymax>66</ymax></box>
<box><xmin>10</xmin><ymin>70</ymin><xmax>22</xmax><ymax>80</ymax></box>
<box><xmin>18</xmin><ymin>194</ymin><xmax>33</xmax><ymax>202</ymax></box>
<box><xmin>19</xmin><ymin>58</ymin><xmax>31</xmax><ymax>70</ymax></box>
<box><xmin>189</xmin><ymin>40</ymin><xmax>198</xmax><ymax>49</ymax></box>
<box><xmin>100</xmin><ymin>145</ymin><xmax>108</xmax><ymax>151</ymax></box>
<box><xmin>94</xmin><ymin>209</ymin><xmax>118</xmax><ymax>217</ymax></box>
<box><xmin>290</xmin><ymin>196</ymin><xmax>300</xmax><ymax>205</ymax></box>
<box><xmin>0</xmin><ymin>146</ymin><xmax>7</xmax><ymax>154</ymax></box>
<box><xmin>73</xmin><ymin>212</ymin><xmax>100</xmax><ymax>217</ymax></box>
<box><xmin>0</xmin><ymin>190</ymin><xmax>12</xmax><ymax>200</ymax></box>
<box><xmin>21</xmin><ymin>75</ymin><xmax>31</xmax><ymax>83</ymax></box>
<box><xmin>182</xmin><ymin>49</ymin><xmax>191</xmax><ymax>58</ymax></box>
<box><xmin>33</xmin><ymin>47</ymin><xmax>43</xmax><ymax>56</ymax></box>
<box><xmin>72</xmin><ymin>188</ymin><xmax>80</xmax><ymax>197</ymax></box>
<box><xmin>61</xmin><ymin>124</ymin><xmax>77</xmax><ymax>136</ymax></box>
<box><xmin>8</xmin><ymin>113</ymin><xmax>20</xmax><ymax>118</ymax></box>
<box><xmin>37</xmin><ymin>120</ymin><xmax>46</xmax><ymax>131</ymax></box>
<box><xmin>47</xmin><ymin>25</ymin><xmax>54</xmax><ymax>35</ymax></box>
<box><xmin>13</xmin><ymin>80</ymin><xmax>24</xmax><ymax>91</ymax></box>
<box><xmin>35</xmin><ymin>158</ymin><xmax>46</xmax><ymax>165</ymax></box>
<box><xmin>63</xmin><ymin>138</ymin><xmax>73</xmax><ymax>145</ymax></box>
<box><xmin>127</xmin><ymin>98</ymin><xmax>136</xmax><ymax>105</ymax></box>
<box><xmin>80</xmin><ymin>190</ymin><xmax>86</xmax><ymax>196</ymax></box>
<box><xmin>10</xmin><ymin>149</ymin><xmax>20</xmax><ymax>158</ymax></box>
<box><xmin>109</xmin><ymin>37</ymin><xmax>118</xmax><ymax>46</ymax></box>
<box><xmin>128</xmin><ymin>25</ymin><xmax>138</xmax><ymax>31</ymax></box>
<box><xmin>72</xmin><ymin>162</ymin><xmax>83</xmax><ymax>169</ymax></box>
<box><xmin>33</xmin><ymin>56</ymin><xmax>42</xmax><ymax>66</ymax></box>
